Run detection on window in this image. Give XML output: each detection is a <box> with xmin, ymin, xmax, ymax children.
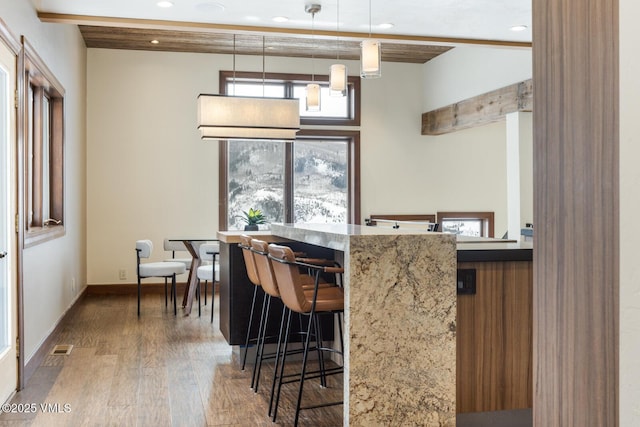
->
<box><xmin>437</xmin><ymin>212</ymin><xmax>495</xmax><ymax>237</ymax></box>
<box><xmin>222</xmin><ymin>131</ymin><xmax>359</xmax><ymax>230</ymax></box>
<box><xmin>21</xmin><ymin>38</ymin><xmax>65</xmax><ymax>246</ymax></box>
<box><xmin>218</xmin><ymin>71</ymin><xmax>360</xmax><ymax>230</ymax></box>
<box><xmin>219</xmin><ymin>71</ymin><xmax>360</xmax><ymax>126</ymax></box>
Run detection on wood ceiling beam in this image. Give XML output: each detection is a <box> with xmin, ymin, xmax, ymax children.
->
<box><xmin>37</xmin><ymin>12</ymin><xmax>532</xmax><ymax>48</ymax></box>
<box><xmin>421</xmin><ymin>79</ymin><xmax>533</xmax><ymax>135</ymax></box>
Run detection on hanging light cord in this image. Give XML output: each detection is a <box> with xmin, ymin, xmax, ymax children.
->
<box><xmin>232</xmin><ymin>34</ymin><xmax>236</xmax><ymax>96</ymax></box>
<box><xmin>336</xmin><ymin>0</ymin><xmax>340</xmax><ymax>60</ymax></box>
<box><xmin>311</xmin><ymin>11</ymin><xmax>316</xmax><ymax>82</ymax></box>
<box><xmin>368</xmin><ymin>0</ymin><xmax>372</xmax><ymax>38</ymax></box>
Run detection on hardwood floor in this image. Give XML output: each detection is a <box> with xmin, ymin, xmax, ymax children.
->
<box><xmin>0</xmin><ymin>292</ymin><xmax>343</xmax><ymax>427</ymax></box>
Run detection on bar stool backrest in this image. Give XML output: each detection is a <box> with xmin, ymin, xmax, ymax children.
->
<box><xmin>268</xmin><ymin>244</ymin><xmax>312</xmax><ymax>314</ymax></box>
<box><xmin>239</xmin><ymin>235</ymin><xmax>261</xmax><ymax>286</ymax></box>
<box><xmin>250</xmin><ymin>239</ymin><xmax>280</xmax><ymax>298</ymax></box>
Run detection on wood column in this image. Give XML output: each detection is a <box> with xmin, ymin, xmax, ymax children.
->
<box><xmin>532</xmin><ymin>0</ymin><xmax>619</xmax><ymax>425</ymax></box>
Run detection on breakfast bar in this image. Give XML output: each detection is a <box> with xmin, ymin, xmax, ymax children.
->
<box><xmin>220</xmin><ymin>223</ymin><xmax>458</xmax><ymax>426</ymax></box>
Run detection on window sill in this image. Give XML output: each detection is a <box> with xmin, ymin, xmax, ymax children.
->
<box><xmin>24</xmin><ymin>225</ymin><xmax>65</xmax><ymax>248</ymax></box>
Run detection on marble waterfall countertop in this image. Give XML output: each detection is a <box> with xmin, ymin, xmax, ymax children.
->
<box><xmin>269</xmin><ymin>222</ymin><xmax>458</xmax><ymax>427</ymax></box>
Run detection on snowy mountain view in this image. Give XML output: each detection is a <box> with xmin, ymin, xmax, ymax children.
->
<box><xmin>227</xmin><ymin>139</ymin><xmax>347</xmax><ymax>230</ymax></box>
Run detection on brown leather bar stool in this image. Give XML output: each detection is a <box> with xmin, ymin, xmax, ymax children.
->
<box><xmin>268</xmin><ymin>243</ymin><xmax>344</xmax><ymax>426</ymax></box>
<box><xmin>249</xmin><ymin>238</ymin><xmax>336</xmax><ymax>407</ymax></box>
<box><xmin>238</xmin><ymin>234</ymin><xmax>264</xmax><ymax>371</ymax></box>
<box><xmin>251</xmin><ymin>239</ymin><xmax>334</xmax><ymax>392</ymax></box>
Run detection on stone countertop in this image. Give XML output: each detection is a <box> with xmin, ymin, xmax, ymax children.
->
<box><xmin>219</xmin><ymin>224</ymin><xmax>533</xmax><ymax>262</ymax></box>
<box><xmin>269</xmin><ymin>223</ymin><xmax>532</xmax><ymax>259</ymax></box>
<box><xmin>216</xmin><ymin>230</ymin><xmax>291</xmax><ymax>244</ymax></box>
<box><xmin>270</xmin><ymin>222</ymin><xmax>456</xmax><ymax>251</ymax></box>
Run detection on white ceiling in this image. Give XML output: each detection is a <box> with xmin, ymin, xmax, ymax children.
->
<box><xmin>36</xmin><ymin>0</ymin><xmax>532</xmax><ymax>44</ymax></box>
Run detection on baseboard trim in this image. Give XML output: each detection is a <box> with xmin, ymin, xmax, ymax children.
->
<box><xmin>23</xmin><ymin>287</ymin><xmax>88</xmax><ymax>384</ymax></box>
<box><xmin>86</xmin><ymin>282</ymin><xmax>189</xmax><ymax>295</ymax></box>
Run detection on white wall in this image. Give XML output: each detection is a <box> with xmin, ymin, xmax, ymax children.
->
<box><xmin>421</xmin><ymin>46</ymin><xmax>532</xmax><ymax>237</ymax></box>
<box><xmin>422</xmin><ymin>45</ymin><xmax>533</xmax><ymax>111</ymax></box>
<box><xmin>0</xmin><ymin>0</ymin><xmax>87</xmax><ymax>361</ymax></box>
<box><xmin>506</xmin><ymin>112</ymin><xmax>534</xmax><ymax>240</ymax></box>
<box><xmin>619</xmin><ymin>0</ymin><xmax>640</xmax><ymax>422</ymax></box>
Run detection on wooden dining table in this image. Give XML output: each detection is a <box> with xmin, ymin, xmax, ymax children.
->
<box><xmin>169</xmin><ymin>238</ymin><xmax>218</xmax><ymax>316</ymax></box>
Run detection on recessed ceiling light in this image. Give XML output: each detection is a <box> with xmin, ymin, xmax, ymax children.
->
<box><xmin>150</xmin><ymin>40</ymin><xmax>160</xmax><ymax>44</ymax></box>
<box><xmin>195</xmin><ymin>2</ymin><xmax>225</xmax><ymax>13</ymax></box>
<box><xmin>379</xmin><ymin>23</ymin><xmax>394</xmax><ymax>29</ymax></box>
<box><xmin>510</xmin><ymin>25</ymin><xmax>528</xmax><ymax>32</ymax></box>
<box><xmin>157</xmin><ymin>1</ymin><xmax>174</xmax><ymax>8</ymax></box>
<box><xmin>273</xmin><ymin>16</ymin><xmax>289</xmax><ymax>23</ymax></box>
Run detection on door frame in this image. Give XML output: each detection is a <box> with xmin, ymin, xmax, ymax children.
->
<box><xmin>0</xmin><ymin>17</ymin><xmax>24</xmax><ymax>392</ymax></box>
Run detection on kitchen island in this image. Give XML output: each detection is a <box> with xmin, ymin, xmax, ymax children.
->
<box><xmin>217</xmin><ymin>224</ymin><xmax>533</xmax><ymax>425</ymax></box>
<box><xmin>268</xmin><ymin>223</ymin><xmax>458</xmax><ymax>426</ymax></box>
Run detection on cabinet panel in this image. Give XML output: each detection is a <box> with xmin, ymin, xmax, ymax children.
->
<box><xmin>456</xmin><ymin>261</ymin><xmax>533</xmax><ymax>413</ymax></box>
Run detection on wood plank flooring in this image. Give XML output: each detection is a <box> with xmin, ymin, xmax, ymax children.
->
<box><xmin>0</xmin><ymin>292</ymin><xmax>343</xmax><ymax>427</ymax></box>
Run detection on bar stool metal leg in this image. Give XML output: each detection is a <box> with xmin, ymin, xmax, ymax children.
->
<box><xmin>250</xmin><ymin>291</ymin><xmax>270</xmax><ymax>390</ymax></box>
<box><xmin>241</xmin><ymin>284</ymin><xmax>261</xmax><ymax>369</ymax></box>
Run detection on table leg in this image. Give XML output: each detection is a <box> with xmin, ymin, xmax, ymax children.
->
<box><xmin>183</xmin><ymin>257</ymin><xmax>202</xmax><ymax>315</ymax></box>
<box><xmin>181</xmin><ymin>240</ymin><xmax>201</xmax><ymax>316</ymax></box>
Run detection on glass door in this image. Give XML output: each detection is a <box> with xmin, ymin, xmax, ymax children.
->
<box><xmin>0</xmin><ymin>37</ymin><xmax>17</xmax><ymax>403</ymax></box>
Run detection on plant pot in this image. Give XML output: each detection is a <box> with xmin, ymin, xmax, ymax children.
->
<box><xmin>244</xmin><ymin>225</ymin><xmax>259</xmax><ymax>231</ymax></box>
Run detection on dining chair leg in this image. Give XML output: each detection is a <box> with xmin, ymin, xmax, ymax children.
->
<box><xmin>137</xmin><ymin>277</ymin><xmax>142</xmax><ymax>317</ymax></box>
<box><xmin>197</xmin><ymin>278</ymin><xmax>201</xmax><ymax>317</ymax></box>
<box><xmin>164</xmin><ymin>278</ymin><xmax>168</xmax><ymax>307</ymax></box>
<box><xmin>210</xmin><ymin>280</ymin><xmax>216</xmax><ymax>324</ymax></box>
<box><xmin>210</xmin><ymin>280</ymin><xmax>215</xmax><ymax>323</ymax></box>
<box><xmin>172</xmin><ymin>274</ymin><xmax>177</xmax><ymax>315</ymax></box>
<box><xmin>204</xmin><ymin>280</ymin><xmax>208</xmax><ymax>306</ymax></box>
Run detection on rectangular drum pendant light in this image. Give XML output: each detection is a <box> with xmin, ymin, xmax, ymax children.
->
<box><xmin>197</xmin><ymin>34</ymin><xmax>300</xmax><ymax>141</ymax></box>
<box><xmin>197</xmin><ymin>94</ymin><xmax>300</xmax><ymax>141</ymax></box>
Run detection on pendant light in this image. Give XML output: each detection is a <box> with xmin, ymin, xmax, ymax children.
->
<box><xmin>360</xmin><ymin>0</ymin><xmax>381</xmax><ymax>79</ymax></box>
<box><xmin>329</xmin><ymin>0</ymin><xmax>347</xmax><ymax>97</ymax></box>
<box><xmin>305</xmin><ymin>4</ymin><xmax>321</xmax><ymax>112</ymax></box>
<box><xmin>197</xmin><ymin>35</ymin><xmax>300</xmax><ymax>141</ymax></box>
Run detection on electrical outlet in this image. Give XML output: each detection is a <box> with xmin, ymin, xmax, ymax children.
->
<box><xmin>119</xmin><ymin>269</ymin><xmax>127</xmax><ymax>280</ymax></box>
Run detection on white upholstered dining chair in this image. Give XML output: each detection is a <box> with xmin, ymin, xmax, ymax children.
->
<box><xmin>195</xmin><ymin>242</ymin><xmax>220</xmax><ymax>320</ymax></box>
<box><xmin>136</xmin><ymin>240</ymin><xmax>186</xmax><ymax>316</ymax></box>
<box><xmin>163</xmin><ymin>238</ymin><xmax>193</xmax><ymax>269</ymax></box>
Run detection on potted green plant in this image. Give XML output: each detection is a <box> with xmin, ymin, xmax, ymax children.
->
<box><xmin>241</xmin><ymin>208</ymin><xmax>267</xmax><ymax>231</ymax></box>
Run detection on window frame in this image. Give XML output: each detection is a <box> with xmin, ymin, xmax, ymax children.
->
<box><xmin>20</xmin><ymin>38</ymin><xmax>65</xmax><ymax>247</ymax></box>
<box><xmin>436</xmin><ymin>211</ymin><xmax>495</xmax><ymax>238</ymax></box>
<box><xmin>219</xmin><ymin>130</ymin><xmax>360</xmax><ymax>230</ymax></box>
